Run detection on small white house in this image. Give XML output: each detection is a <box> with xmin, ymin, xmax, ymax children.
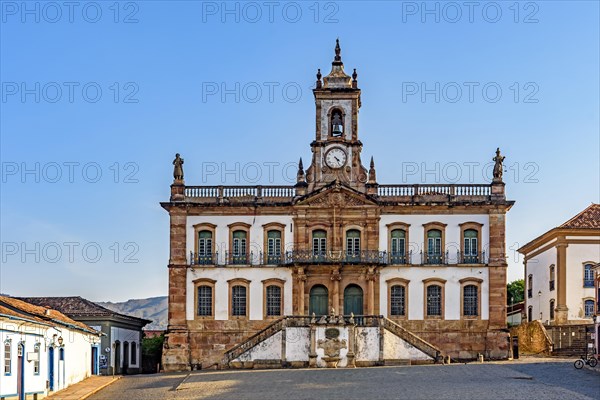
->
<box><xmin>0</xmin><ymin>296</ymin><xmax>101</xmax><ymax>399</ymax></box>
<box><xmin>518</xmin><ymin>204</ymin><xmax>599</xmax><ymax>325</ymax></box>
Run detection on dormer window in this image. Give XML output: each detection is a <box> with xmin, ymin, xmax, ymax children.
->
<box><xmin>331</xmin><ymin>109</ymin><xmax>343</xmax><ymax>137</ymax></box>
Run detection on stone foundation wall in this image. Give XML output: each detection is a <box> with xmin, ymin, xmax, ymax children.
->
<box><xmin>394</xmin><ymin>320</ymin><xmax>510</xmax><ymax>360</ymax></box>
<box><xmin>187</xmin><ymin>320</ymin><xmax>272</xmax><ymax>368</ymax></box>
<box><xmin>163</xmin><ymin>318</ymin><xmax>510</xmax><ymax>370</ymax></box>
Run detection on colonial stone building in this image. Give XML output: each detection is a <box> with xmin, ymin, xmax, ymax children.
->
<box><xmin>161</xmin><ymin>41</ymin><xmax>514</xmax><ymax>371</ymax></box>
<box><xmin>518</xmin><ymin>204</ymin><xmax>599</xmax><ymax>325</ymax></box>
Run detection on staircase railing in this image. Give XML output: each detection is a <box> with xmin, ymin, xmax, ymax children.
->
<box><xmin>380</xmin><ymin>317</ymin><xmax>443</xmax><ymax>361</ymax></box>
<box><xmin>221</xmin><ymin>315</ymin><xmax>444</xmax><ymax>366</ymax></box>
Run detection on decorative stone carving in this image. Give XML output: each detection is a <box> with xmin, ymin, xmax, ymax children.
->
<box><xmin>317</xmin><ymin>329</ymin><xmax>347</xmax><ymax>368</ymax></box>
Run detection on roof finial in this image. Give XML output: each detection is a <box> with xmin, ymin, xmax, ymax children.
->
<box><xmin>352</xmin><ymin>68</ymin><xmax>358</xmax><ymax>88</ymax></box>
<box><xmin>296</xmin><ymin>157</ymin><xmax>306</xmax><ymax>184</ymax></box>
<box><xmin>368</xmin><ymin>156</ymin><xmax>377</xmax><ymax>184</ymax></box>
<box><xmin>316</xmin><ymin>69</ymin><xmax>322</xmax><ymax>89</ymax></box>
<box><xmin>334</xmin><ymin>38</ymin><xmax>342</xmax><ymax>63</ymax></box>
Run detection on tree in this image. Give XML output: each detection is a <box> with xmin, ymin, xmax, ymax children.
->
<box><xmin>507</xmin><ymin>279</ymin><xmax>525</xmax><ymax>305</ymax></box>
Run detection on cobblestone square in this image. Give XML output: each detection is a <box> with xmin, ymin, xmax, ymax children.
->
<box><xmin>89</xmin><ymin>359</ymin><xmax>600</xmax><ymax>400</ymax></box>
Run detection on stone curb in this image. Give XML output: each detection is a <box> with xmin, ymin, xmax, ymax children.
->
<box><xmin>79</xmin><ymin>376</ymin><xmax>123</xmax><ymax>400</ymax></box>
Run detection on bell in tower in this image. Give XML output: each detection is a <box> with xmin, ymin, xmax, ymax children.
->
<box><xmin>331</xmin><ymin>111</ymin><xmax>343</xmax><ymax>137</ymax></box>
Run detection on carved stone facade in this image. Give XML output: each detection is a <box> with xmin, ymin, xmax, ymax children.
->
<box><xmin>161</xmin><ymin>41</ymin><xmax>514</xmax><ymax>371</ymax></box>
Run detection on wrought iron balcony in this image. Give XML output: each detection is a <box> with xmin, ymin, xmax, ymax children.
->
<box><xmin>422</xmin><ymin>252</ymin><xmax>447</xmax><ymax>265</ymax></box>
<box><xmin>457</xmin><ymin>251</ymin><xmax>486</xmax><ymax>264</ymax></box>
<box><xmin>387</xmin><ymin>251</ymin><xmax>411</xmax><ymax>265</ymax></box>
<box><xmin>583</xmin><ymin>279</ymin><xmax>594</xmax><ymax>288</ymax></box>
<box><xmin>189</xmin><ymin>249</ymin><xmax>491</xmax><ymax>267</ymax></box>
<box><xmin>284</xmin><ymin>250</ymin><xmax>387</xmax><ymax>264</ymax></box>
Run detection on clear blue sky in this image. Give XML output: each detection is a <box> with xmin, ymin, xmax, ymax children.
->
<box><xmin>1</xmin><ymin>1</ymin><xmax>598</xmax><ymax>301</ymax></box>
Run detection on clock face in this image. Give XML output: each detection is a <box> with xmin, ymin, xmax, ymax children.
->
<box><xmin>325</xmin><ymin>148</ymin><xmax>347</xmax><ymax>169</ymax></box>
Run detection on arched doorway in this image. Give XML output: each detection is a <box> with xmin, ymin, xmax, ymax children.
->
<box><xmin>309</xmin><ymin>285</ymin><xmax>328</xmax><ymax>316</ymax></box>
<box><xmin>123</xmin><ymin>342</ymin><xmax>129</xmax><ymax>375</ymax></box>
<box><xmin>344</xmin><ymin>284</ymin><xmax>364</xmax><ymax>316</ymax></box>
<box><xmin>48</xmin><ymin>347</ymin><xmax>55</xmax><ymax>391</ymax></box>
<box><xmin>114</xmin><ymin>341</ymin><xmax>121</xmax><ymax>375</ymax></box>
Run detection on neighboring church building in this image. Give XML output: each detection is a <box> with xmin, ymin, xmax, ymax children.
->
<box><xmin>20</xmin><ymin>297</ymin><xmax>151</xmax><ymax>375</ymax></box>
<box><xmin>518</xmin><ymin>204</ymin><xmax>600</xmax><ymax>325</ymax></box>
<box><xmin>162</xmin><ymin>41</ymin><xmax>514</xmax><ymax>371</ymax></box>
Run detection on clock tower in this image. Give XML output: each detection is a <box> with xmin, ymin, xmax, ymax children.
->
<box><xmin>306</xmin><ymin>39</ymin><xmax>369</xmax><ymax>193</ymax></box>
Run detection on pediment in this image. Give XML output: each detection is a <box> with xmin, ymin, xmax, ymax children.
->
<box><xmin>295</xmin><ymin>181</ymin><xmax>377</xmax><ymax>207</ymax></box>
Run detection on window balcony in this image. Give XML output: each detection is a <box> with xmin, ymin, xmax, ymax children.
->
<box><xmin>388</xmin><ymin>251</ymin><xmax>411</xmax><ymax>265</ymax></box>
<box><xmin>190</xmin><ymin>252</ymin><xmax>218</xmax><ymax>265</ymax></box>
<box><xmin>457</xmin><ymin>251</ymin><xmax>487</xmax><ymax>264</ymax></box>
<box><xmin>583</xmin><ymin>279</ymin><xmax>594</xmax><ymax>288</ymax></box>
<box><xmin>422</xmin><ymin>252</ymin><xmax>447</xmax><ymax>265</ymax></box>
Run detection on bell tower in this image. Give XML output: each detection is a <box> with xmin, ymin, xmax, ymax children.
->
<box><xmin>306</xmin><ymin>39</ymin><xmax>368</xmax><ymax>192</ymax></box>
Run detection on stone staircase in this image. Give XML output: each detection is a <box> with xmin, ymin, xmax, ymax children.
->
<box><xmin>380</xmin><ymin>317</ymin><xmax>443</xmax><ymax>361</ymax></box>
<box><xmin>545</xmin><ymin>324</ymin><xmax>593</xmax><ymax>357</ymax></box>
<box><xmin>221</xmin><ymin>315</ymin><xmax>444</xmax><ymax>368</ymax></box>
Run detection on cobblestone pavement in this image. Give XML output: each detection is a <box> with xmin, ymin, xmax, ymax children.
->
<box><xmin>89</xmin><ymin>359</ymin><xmax>600</xmax><ymax>400</ymax></box>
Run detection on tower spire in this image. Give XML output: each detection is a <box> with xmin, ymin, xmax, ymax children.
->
<box><xmin>322</xmin><ymin>38</ymin><xmax>352</xmax><ymax>89</ymax></box>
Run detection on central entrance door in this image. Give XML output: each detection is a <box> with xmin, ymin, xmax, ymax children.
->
<box><xmin>343</xmin><ymin>284</ymin><xmax>364</xmax><ymax>316</ymax></box>
<box><xmin>309</xmin><ymin>285</ymin><xmax>328</xmax><ymax>316</ymax></box>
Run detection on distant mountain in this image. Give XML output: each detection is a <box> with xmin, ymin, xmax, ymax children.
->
<box><xmin>97</xmin><ymin>296</ymin><xmax>167</xmax><ymax>330</ymax></box>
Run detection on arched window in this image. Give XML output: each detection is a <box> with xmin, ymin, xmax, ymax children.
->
<box><xmin>309</xmin><ymin>285</ymin><xmax>328</xmax><ymax>316</ymax></box>
<box><xmin>584</xmin><ymin>264</ymin><xmax>594</xmax><ymax>287</ymax></box>
<box><xmin>549</xmin><ymin>265</ymin><xmax>555</xmax><ymax>291</ymax></box>
<box><xmin>426</xmin><ymin>285</ymin><xmax>442</xmax><ymax>316</ymax></box>
<box><xmin>131</xmin><ymin>342</ymin><xmax>137</xmax><ymax>365</ymax></box>
<box><xmin>312</xmin><ymin>230</ymin><xmax>327</xmax><ymax>260</ymax></box>
<box><xmin>346</xmin><ymin>230</ymin><xmax>361</xmax><ymax>261</ymax></box>
<box><xmin>463</xmin><ymin>229</ymin><xmax>478</xmax><ymax>263</ymax></box>
<box><xmin>330</xmin><ymin>108</ymin><xmax>343</xmax><ymax>137</ymax></box>
<box><xmin>426</xmin><ymin>229</ymin><xmax>442</xmax><ymax>264</ymax></box>
<box><xmin>527</xmin><ymin>274</ymin><xmax>533</xmax><ymax>298</ymax></box>
<box><xmin>390</xmin><ymin>285</ymin><xmax>406</xmax><ymax>316</ymax></box>
<box><xmin>266</xmin><ymin>285</ymin><xmax>282</xmax><ymax>317</ymax></box>
<box><xmin>3</xmin><ymin>339</ymin><xmax>11</xmax><ymax>375</ymax></box>
<box><xmin>197</xmin><ymin>230</ymin><xmax>213</xmax><ymax>264</ymax></box>
<box><xmin>463</xmin><ymin>285</ymin><xmax>478</xmax><ymax>317</ymax></box>
<box><xmin>232</xmin><ymin>230</ymin><xmax>247</xmax><ymax>264</ymax></box>
<box><xmin>584</xmin><ymin>299</ymin><xmax>594</xmax><ymax>317</ymax></box>
<box><xmin>528</xmin><ymin>306</ymin><xmax>533</xmax><ymax>322</ymax></box>
<box><xmin>197</xmin><ymin>285</ymin><xmax>213</xmax><ymax>316</ymax></box>
<box><xmin>549</xmin><ymin>299</ymin><xmax>555</xmax><ymax>320</ymax></box>
<box><xmin>267</xmin><ymin>230</ymin><xmax>282</xmax><ymax>264</ymax></box>
<box><xmin>231</xmin><ymin>285</ymin><xmax>247</xmax><ymax>316</ymax></box>
<box><xmin>343</xmin><ymin>284</ymin><xmax>364</xmax><ymax>316</ymax></box>
<box><xmin>390</xmin><ymin>229</ymin><xmax>406</xmax><ymax>264</ymax></box>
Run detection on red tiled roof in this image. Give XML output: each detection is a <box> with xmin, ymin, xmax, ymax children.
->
<box><xmin>0</xmin><ymin>296</ymin><xmax>99</xmax><ymax>334</ymax></box>
<box><xmin>559</xmin><ymin>204</ymin><xmax>600</xmax><ymax>229</ymax></box>
<box><xmin>18</xmin><ymin>296</ymin><xmax>151</xmax><ymax>325</ymax></box>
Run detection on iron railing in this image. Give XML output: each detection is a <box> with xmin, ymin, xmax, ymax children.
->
<box><xmin>189</xmin><ymin>250</ymin><xmax>490</xmax><ymax>266</ymax></box>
